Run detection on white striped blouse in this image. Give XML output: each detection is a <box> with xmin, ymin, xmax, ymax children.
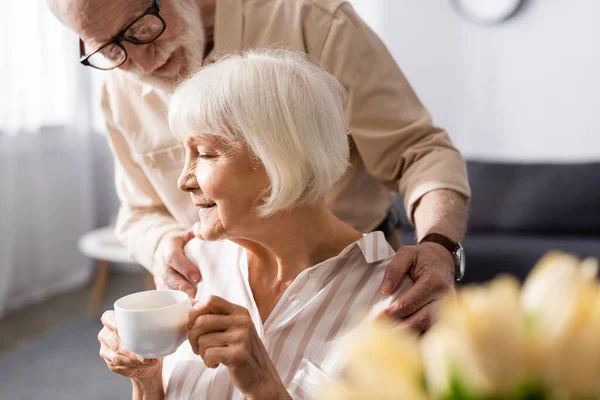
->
<box><xmin>162</xmin><ymin>231</ymin><xmax>413</xmax><ymax>399</ymax></box>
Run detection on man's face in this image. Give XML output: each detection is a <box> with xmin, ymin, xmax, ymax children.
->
<box><xmin>55</xmin><ymin>0</ymin><xmax>205</xmax><ymax>84</ymax></box>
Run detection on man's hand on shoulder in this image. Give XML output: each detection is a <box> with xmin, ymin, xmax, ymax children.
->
<box><xmin>378</xmin><ymin>242</ymin><xmax>456</xmax><ymax>333</ymax></box>
<box><xmin>152</xmin><ymin>229</ymin><xmax>201</xmax><ymax>297</ymax></box>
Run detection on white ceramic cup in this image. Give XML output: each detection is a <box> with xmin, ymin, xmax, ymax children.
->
<box><xmin>114</xmin><ymin>290</ymin><xmax>191</xmax><ymax>358</ymax></box>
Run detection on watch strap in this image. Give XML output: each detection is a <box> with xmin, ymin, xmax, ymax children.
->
<box><xmin>419</xmin><ymin>233</ymin><xmax>460</xmax><ymax>253</ymax></box>
<box><xmin>419</xmin><ymin>233</ymin><xmax>463</xmax><ymax>281</ymax></box>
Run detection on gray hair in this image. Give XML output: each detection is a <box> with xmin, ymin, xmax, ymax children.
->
<box><xmin>169</xmin><ymin>49</ymin><xmax>350</xmax><ymax>217</ymax></box>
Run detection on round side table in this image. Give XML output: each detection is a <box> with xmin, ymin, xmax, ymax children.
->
<box><xmin>78</xmin><ymin>226</ymin><xmax>155</xmax><ymax>318</ymax></box>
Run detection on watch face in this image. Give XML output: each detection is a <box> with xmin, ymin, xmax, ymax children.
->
<box><xmin>453</xmin><ymin>0</ymin><xmax>525</xmax><ymax>25</ymax></box>
<box><xmin>456</xmin><ymin>246</ymin><xmax>465</xmax><ymax>281</ymax></box>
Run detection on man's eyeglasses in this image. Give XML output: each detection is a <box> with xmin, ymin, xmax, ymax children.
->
<box><xmin>79</xmin><ymin>0</ymin><xmax>166</xmax><ymax>70</ymax></box>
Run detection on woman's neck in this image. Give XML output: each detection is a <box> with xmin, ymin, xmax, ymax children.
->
<box><xmin>233</xmin><ymin>202</ymin><xmax>362</xmax><ymax>285</ymax></box>
<box><xmin>240</xmin><ymin>202</ymin><xmax>362</xmax><ymax>278</ymax></box>
<box><xmin>232</xmin><ymin>202</ymin><xmax>362</xmax><ymax>322</ymax></box>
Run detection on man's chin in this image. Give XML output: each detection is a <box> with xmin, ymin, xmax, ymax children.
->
<box><xmin>121</xmin><ymin>55</ymin><xmax>189</xmax><ymax>90</ymax></box>
<box><xmin>154</xmin><ymin>47</ymin><xmax>190</xmax><ymax>79</ymax></box>
<box><xmin>124</xmin><ymin>43</ymin><xmax>203</xmax><ymax>89</ymax></box>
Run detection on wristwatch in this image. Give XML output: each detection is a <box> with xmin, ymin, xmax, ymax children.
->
<box><xmin>419</xmin><ymin>233</ymin><xmax>466</xmax><ymax>282</ymax></box>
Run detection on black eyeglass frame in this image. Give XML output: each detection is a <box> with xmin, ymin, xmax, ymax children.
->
<box><xmin>79</xmin><ymin>0</ymin><xmax>166</xmax><ymax>70</ymax></box>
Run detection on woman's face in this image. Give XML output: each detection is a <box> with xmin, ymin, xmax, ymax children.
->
<box><xmin>178</xmin><ymin>135</ymin><xmax>270</xmax><ymax>241</ymax></box>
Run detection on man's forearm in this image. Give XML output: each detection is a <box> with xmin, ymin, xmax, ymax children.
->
<box><xmin>412</xmin><ymin>189</ymin><xmax>468</xmax><ymax>242</ymax></box>
<box><xmin>115</xmin><ymin>205</ymin><xmax>186</xmax><ymax>271</ymax></box>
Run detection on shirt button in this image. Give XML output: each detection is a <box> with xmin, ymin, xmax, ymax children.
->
<box><xmin>308</xmin><ymin>271</ymin><xmax>316</xmax><ymax>278</ymax></box>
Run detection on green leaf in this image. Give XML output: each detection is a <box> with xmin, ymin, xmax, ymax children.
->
<box><xmin>445</xmin><ymin>370</ymin><xmax>479</xmax><ymax>400</ymax></box>
<box><xmin>444</xmin><ymin>370</ymin><xmax>547</xmax><ymax>400</ymax></box>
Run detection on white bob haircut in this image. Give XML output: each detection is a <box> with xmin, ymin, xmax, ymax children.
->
<box><xmin>169</xmin><ymin>49</ymin><xmax>350</xmax><ymax>217</ymax></box>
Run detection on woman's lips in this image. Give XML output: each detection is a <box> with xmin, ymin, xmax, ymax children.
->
<box><xmin>196</xmin><ymin>203</ymin><xmax>216</xmax><ymax>208</ymax></box>
<box><xmin>197</xmin><ymin>203</ymin><xmax>216</xmax><ymax>218</ymax></box>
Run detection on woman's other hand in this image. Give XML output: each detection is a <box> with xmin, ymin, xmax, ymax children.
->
<box><xmin>98</xmin><ymin>311</ymin><xmax>162</xmax><ymax>382</ymax></box>
<box><xmin>188</xmin><ymin>296</ymin><xmax>290</xmax><ymax>399</ymax></box>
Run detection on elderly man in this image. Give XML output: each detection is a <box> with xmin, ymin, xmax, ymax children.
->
<box><xmin>49</xmin><ymin>0</ymin><xmax>470</xmax><ymax>333</ymax></box>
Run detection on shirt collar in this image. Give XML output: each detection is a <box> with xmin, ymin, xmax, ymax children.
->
<box><xmin>269</xmin><ymin>231</ymin><xmax>394</xmax><ymax>279</ymax></box>
<box><xmin>330</xmin><ymin>231</ymin><xmax>394</xmax><ymax>265</ymax></box>
<box><xmin>356</xmin><ymin>231</ymin><xmax>395</xmax><ymax>263</ymax></box>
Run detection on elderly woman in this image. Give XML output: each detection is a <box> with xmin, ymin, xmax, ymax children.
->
<box><xmin>98</xmin><ymin>50</ymin><xmax>412</xmax><ymax>399</ymax></box>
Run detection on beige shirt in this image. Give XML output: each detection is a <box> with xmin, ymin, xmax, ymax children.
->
<box><xmin>101</xmin><ymin>0</ymin><xmax>471</xmax><ymax>269</ymax></box>
<box><xmin>162</xmin><ymin>231</ymin><xmax>413</xmax><ymax>399</ymax></box>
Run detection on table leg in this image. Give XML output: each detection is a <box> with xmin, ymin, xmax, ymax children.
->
<box><xmin>144</xmin><ymin>271</ymin><xmax>156</xmax><ymax>290</ymax></box>
<box><xmin>88</xmin><ymin>260</ymin><xmax>110</xmax><ymax>319</ymax></box>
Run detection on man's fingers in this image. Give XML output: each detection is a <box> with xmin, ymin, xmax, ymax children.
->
<box><xmin>154</xmin><ymin>275</ymin><xmax>167</xmax><ymax>290</ymax></box>
<box><xmin>396</xmin><ymin>299</ymin><xmax>442</xmax><ymax>334</ymax></box>
<box><xmin>164</xmin><ymin>267</ymin><xmax>197</xmax><ymax>297</ymax></box>
<box><xmin>180</xmin><ymin>228</ymin><xmax>196</xmax><ymax>243</ymax></box>
<box><xmin>152</xmin><ymin>230</ymin><xmax>199</xmax><ymax>296</ymax></box>
<box><xmin>384</xmin><ymin>273</ymin><xmax>444</xmax><ymax>320</ymax></box>
<box><xmin>377</xmin><ymin>243</ymin><xmax>456</xmax><ymax>329</ymax></box>
<box><xmin>380</xmin><ymin>246</ymin><xmax>416</xmax><ymax>294</ymax></box>
<box><xmin>166</xmin><ymin>246</ymin><xmax>201</xmax><ymax>284</ymax></box>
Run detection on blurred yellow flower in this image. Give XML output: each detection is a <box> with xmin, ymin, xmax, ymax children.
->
<box><xmin>522</xmin><ymin>251</ymin><xmax>600</xmax><ymax>399</ymax></box>
<box><xmin>422</xmin><ymin>276</ymin><xmax>534</xmax><ymax>399</ymax></box>
<box><xmin>521</xmin><ymin>252</ymin><xmax>598</xmax><ymax>341</ymax></box>
<box><xmin>322</xmin><ymin>251</ymin><xmax>600</xmax><ymax>400</ymax></box>
<box><xmin>319</xmin><ymin>320</ymin><xmax>428</xmax><ymax>400</ymax></box>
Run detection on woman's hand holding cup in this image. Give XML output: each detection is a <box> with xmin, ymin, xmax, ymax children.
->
<box><xmin>99</xmin><ymin>289</ymin><xmax>191</xmax><ymax>397</ymax></box>
<box><xmin>98</xmin><ymin>310</ymin><xmax>162</xmax><ymax>382</ymax></box>
<box><xmin>188</xmin><ymin>296</ymin><xmax>289</xmax><ymax>399</ymax></box>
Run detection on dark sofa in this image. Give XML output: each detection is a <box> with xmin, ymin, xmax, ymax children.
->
<box><xmin>398</xmin><ymin>160</ymin><xmax>600</xmax><ymax>283</ymax></box>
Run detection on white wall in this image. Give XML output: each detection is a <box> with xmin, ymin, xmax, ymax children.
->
<box><xmin>350</xmin><ymin>0</ymin><xmax>600</xmax><ymax>163</ymax></box>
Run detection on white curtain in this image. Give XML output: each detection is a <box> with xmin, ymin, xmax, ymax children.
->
<box><xmin>0</xmin><ymin>1</ymin><xmax>105</xmax><ymax>317</ymax></box>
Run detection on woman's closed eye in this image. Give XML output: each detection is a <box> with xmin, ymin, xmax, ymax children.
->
<box><xmin>197</xmin><ymin>152</ymin><xmax>217</xmax><ymax>159</ymax></box>
<box><xmin>193</xmin><ymin>145</ymin><xmax>216</xmax><ymax>158</ymax></box>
